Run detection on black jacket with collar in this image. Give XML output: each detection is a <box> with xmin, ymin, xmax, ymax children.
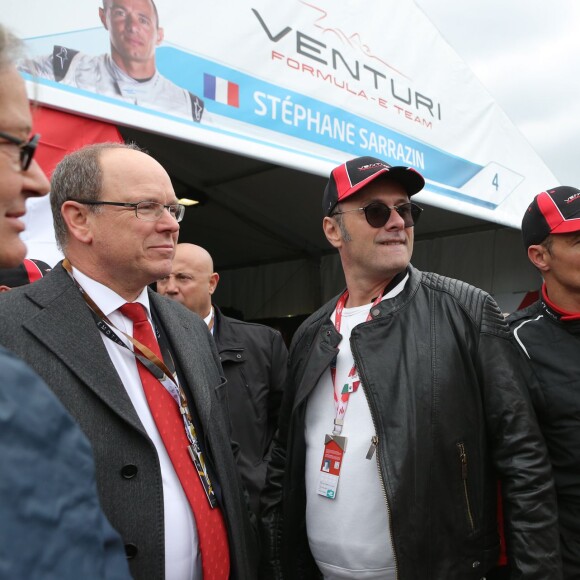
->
<box><xmin>508</xmin><ymin>299</ymin><xmax>580</xmax><ymax>579</ymax></box>
<box><xmin>213</xmin><ymin>306</ymin><xmax>288</xmax><ymax>516</ymax></box>
<box><xmin>260</xmin><ymin>265</ymin><xmax>561</xmax><ymax>580</ymax></box>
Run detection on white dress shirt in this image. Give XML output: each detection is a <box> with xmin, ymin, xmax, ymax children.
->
<box><xmin>72</xmin><ymin>267</ymin><xmax>201</xmax><ymax>580</ymax></box>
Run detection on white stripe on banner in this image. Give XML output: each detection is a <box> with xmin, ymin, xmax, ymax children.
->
<box><xmin>215</xmin><ymin>77</ymin><xmax>229</xmax><ymax>106</ymax></box>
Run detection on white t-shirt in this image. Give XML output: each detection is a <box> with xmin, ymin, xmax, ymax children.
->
<box><xmin>304</xmin><ymin>277</ymin><xmax>407</xmax><ymax>579</ymax></box>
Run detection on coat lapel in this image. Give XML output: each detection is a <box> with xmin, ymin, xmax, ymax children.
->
<box><xmin>22</xmin><ymin>265</ymin><xmax>146</xmax><ymax>435</ymax></box>
<box><xmin>150</xmin><ymin>291</ymin><xmax>220</xmax><ymax>427</ymax></box>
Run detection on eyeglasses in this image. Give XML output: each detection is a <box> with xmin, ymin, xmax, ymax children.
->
<box><xmin>70</xmin><ymin>200</ymin><xmax>186</xmax><ymax>222</ymax></box>
<box><xmin>332</xmin><ymin>201</ymin><xmax>422</xmax><ymax>228</ymax></box>
<box><xmin>0</xmin><ymin>131</ymin><xmax>40</xmax><ymax>171</ymax></box>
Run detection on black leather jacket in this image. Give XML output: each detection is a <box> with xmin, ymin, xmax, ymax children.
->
<box><xmin>508</xmin><ymin>298</ymin><xmax>580</xmax><ymax>579</ymax></box>
<box><xmin>213</xmin><ymin>306</ymin><xmax>288</xmax><ymax>516</ymax></box>
<box><xmin>261</xmin><ymin>266</ymin><xmax>561</xmax><ymax>579</ymax></box>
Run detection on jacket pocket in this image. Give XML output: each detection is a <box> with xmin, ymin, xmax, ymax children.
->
<box><xmin>457</xmin><ymin>442</ymin><xmax>475</xmax><ymax>532</ymax></box>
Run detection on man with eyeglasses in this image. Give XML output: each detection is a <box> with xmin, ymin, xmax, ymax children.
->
<box><xmin>0</xmin><ymin>24</ymin><xmax>131</xmax><ymax>578</ymax></box>
<box><xmin>20</xmin><ymin>0</ymin><xmax>204</xmax><ymax>122</ymax></box>
<box><xmin>260</xmin><ymin>156</ymin><xmax>561</xmax><ymax>579</ymax></box>
<box><xmin>0</xmin><ymin>141</ymin><xmax>258</xmax><ymax>580</ymax></box>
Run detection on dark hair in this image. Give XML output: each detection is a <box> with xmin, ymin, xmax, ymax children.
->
<box><xmin>102</xmin><ymin>0</ymin><xmax>160</xmax><ymax>28</ymax></box>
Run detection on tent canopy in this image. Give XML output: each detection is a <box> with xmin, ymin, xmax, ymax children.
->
<box><xmin>118</xmin><ymin>125</ymin><xmax>497</xmax><ymax>273</ymax></box>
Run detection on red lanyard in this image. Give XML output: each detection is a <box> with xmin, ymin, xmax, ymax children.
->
<box><xmin>330</xmin><ymin>289</ymin><xmax>384</xmax><ymax>434</ymax></box>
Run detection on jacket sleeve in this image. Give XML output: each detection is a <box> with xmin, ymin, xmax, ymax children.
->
<box><xmin>266</xmin><ymin>331</ymin><xmax>289</xmax><ymax>458</ymax></box>
<box><xmin>478</xmin><ymin>297</ymin><xmax>561</xmax><ymax>579</ymax></box>
<box><xmin>259</xmin><ymin>329</ymin><xmax>301</xmax><ymax>580</ymax></box>
<box><xmin>506</xmin><ymin>317</ymin><xmax>548</xmax><ymax>422</ymax></box>
<box><xmin>0</xmin><ymin>347</ymin><xmax>131</xmax><ymax>579</ymax></box>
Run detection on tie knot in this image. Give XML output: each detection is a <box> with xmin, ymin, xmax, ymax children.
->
<box><xmin>120</xmin><ymin>302</ymin><xmax>148</xmax><ymax>324</ymax></box>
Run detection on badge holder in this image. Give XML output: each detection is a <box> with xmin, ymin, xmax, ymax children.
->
<box><xmin>316</xmin><ymin>433</ymin><xmax>347</xmax><ymax>499</ymax></box>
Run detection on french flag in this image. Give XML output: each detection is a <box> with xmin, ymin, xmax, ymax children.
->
<box><xmin>203</xmin><ymin>74</ymin><xmax>239</xmax><ymax>107</ymax></box>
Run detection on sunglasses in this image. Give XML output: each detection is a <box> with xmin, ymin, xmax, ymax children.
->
<box><xmin>332</xmin><ymin>201</ymin><xmax>423</xmax><ymax>228</ymax></box>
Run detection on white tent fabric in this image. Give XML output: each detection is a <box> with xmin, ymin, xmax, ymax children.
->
<box><xmin>8</xmin><ymin>0</ymin><xmax>548</xmax><ymax>319</ymax></box>
<box><xmin>8</xmin><ymin>0</ymin><xmax>557</xmax><ymax>227</ymax></box>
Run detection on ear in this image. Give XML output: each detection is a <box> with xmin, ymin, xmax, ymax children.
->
<box><xmin>208</xmin><ymin>272</ymin><xmax>219</xmax><ymax>295</ymax></box>
<box><xmin>323</xmin><ymin>216</ymin><xmax>343</xmax><ymax>249</ymax></box>
<box><xmin>99</xmin><ymin>6</ymin><xmax>108</xmax><ymax>29</ymax></box>
<box><xmin>528</xmin><ymin>244</ymin><xmax>550</xmax><ymax>273</ymax></box>
<box><xmin>0</xmin><ymin>285</ymin><xmax>11</xmax><ymax>293</ymax></box>
<box><xmin>156</xmin><ymin>26</ymin><xmax>164</xmax><ymax>46</ymax></box>
<box><xmin>61</xmin><ymin>201</ymin><xmax>94</xmax><ymax>245</ymax></box>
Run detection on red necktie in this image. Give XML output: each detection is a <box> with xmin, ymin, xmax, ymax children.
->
<box><xmin>120</xmin><ymin>303</ymin><xmax>230</xmax><ymax>580</ymax></box>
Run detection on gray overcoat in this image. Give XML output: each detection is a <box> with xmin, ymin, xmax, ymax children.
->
<box><xmin>0</xmin><ymin>263</ymin><xmax>258</xmax><ymax>580</ymax></box>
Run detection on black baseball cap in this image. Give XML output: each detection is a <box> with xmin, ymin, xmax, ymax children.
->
<box><xmin>0</xmin><ymin>258</ymin><xmax>52</xmax><ymax>289</ymax></box>
<box><xmin>322</xmin><ymin>156</ymin><xmax>425</xmax><ymax>217</ymax></box>
<box><xmin>521</xmin><ymin>186</ymin><xmax>580</xmax><ymax>248</ymax></box>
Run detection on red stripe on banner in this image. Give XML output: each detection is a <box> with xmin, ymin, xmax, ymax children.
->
<box><xmin>227</xmin><ymin>82</ymin><xmax>239</xmax><ymax>108</ymax></box>
<box><xmin>32</xmin><ymin>106</ymin><xmax>124</xmax><ymax>178</ymax></box>
<box><xmin>23</xmin><ymin>259</ymin><xmax>42</xmax><ymax>283</ymax></box>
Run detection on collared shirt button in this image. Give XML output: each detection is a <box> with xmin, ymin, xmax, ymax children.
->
<box><xmin>121</xmin><ymin>464</ymin><xmax>138</xmax><ymax>479</ymax></box>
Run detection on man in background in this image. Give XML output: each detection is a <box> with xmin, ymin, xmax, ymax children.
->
<box><xmin>260</xmin><ymin>156</ymin><xmax>561</xmax><ymax>579</ymax></box>
<box><xmin>0</xmin><ymin>143</ymin><xmax>257</xmax><ymax>579</ymax></box>
<box><xmin>157</xmin><ymin>242</ymin><xmax>288</xmax><ymax>516</ymax></box>
<box><xmin>508</xmin><ymin>185</ymin><xmax>580</xmax><ymax>579</ymax></box>
<box><xmin>0</xmin><ymin>23</ymin><xmax>130</xmax><ymax>578</ymax></box>
<box><xmin>20</xmin><ymin>0</ymin><xmax>204</xmax><ymax>122</ymax></box>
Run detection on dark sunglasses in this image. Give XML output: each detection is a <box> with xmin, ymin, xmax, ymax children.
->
<box><xmin>332</xmin><ymin>201</ymin><xmax>423</xmax><ymax>228</ymax></box>
<box><xmin>0</xmin><ymin>131</ymin><xmax>40</xmax><ymax>171</ymax></box>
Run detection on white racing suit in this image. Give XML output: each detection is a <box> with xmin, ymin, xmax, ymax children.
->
<box><xmin>21</xmin><ymin>46</ymin><xmax>204</xmax><ymax>123</ymax></box>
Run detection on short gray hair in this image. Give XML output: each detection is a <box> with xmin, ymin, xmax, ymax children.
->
<box><xmin>50</xmin><ymin>142</ymin><xmax>142</xmax><ymax>250</ymax></box>
<box><xmin>331</xmin><ymin>206</ymin><xmax>352</xmax><ymax>242</ymax></box>
<box><xmin>0</xmin><ymin>24</ymin><xmax>23</xmax><ymax>72</ymax></box>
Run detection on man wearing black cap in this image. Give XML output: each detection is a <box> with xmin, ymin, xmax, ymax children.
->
<box><xmin>260</xmin><ymin>156</ymin><xmax>561</xmax><ymax>579</ymax></box>
<box><xmin>507</xmin><ymin>185</ymin><xmax>580</xmax><ymax>579</ymax></box>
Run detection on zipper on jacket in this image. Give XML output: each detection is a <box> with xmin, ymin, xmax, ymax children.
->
<box><xmin>366</xmin><ymin>435</ymin><xmax>378</xmax><ymax>460</ymax></box>
<box><xmin>352</xmin><ymin>346</ymin><xmax>399</xmax><ymax>580</ymax></box>
<box><xmin>456</xmin><ymin>442</ymin><xmax>475</xmax><ymax>532</ymax></box>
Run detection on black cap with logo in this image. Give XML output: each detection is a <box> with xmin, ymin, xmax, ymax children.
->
<box><xmin>522</xmin><ymin>186</ymin><xmax>580</xmax><ymax>248</ymax></box>
<box><xmin>322</xmin><ymin>156</ymin><xmax>425</xmax><ymax>217</ymax></box>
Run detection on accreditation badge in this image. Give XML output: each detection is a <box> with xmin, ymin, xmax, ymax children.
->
<box><xmin>317</xmin><ymin>434</ymin><xmax>347</xmax><ymax>499</ymax></box>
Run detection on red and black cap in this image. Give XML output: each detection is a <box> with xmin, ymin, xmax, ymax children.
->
<box><xmin>522</xmin><ymin>186</ymin><xmax>580</xmax><ymax>248</ymax></box>
<box><xmin>0</xmin><ymin>258</ymin><xmax>52</xmax><ymax>289</ymax></box>
<box><xmin>323</xmin><ymin>156</ymin><xmax>425</xmax><ymax>217</ymax></box>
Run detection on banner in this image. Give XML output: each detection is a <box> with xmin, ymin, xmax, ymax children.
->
<box><xmin>5</xmin><ymin>0</ymin><xmax>557</xmax><ymax>227</ymax></box>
